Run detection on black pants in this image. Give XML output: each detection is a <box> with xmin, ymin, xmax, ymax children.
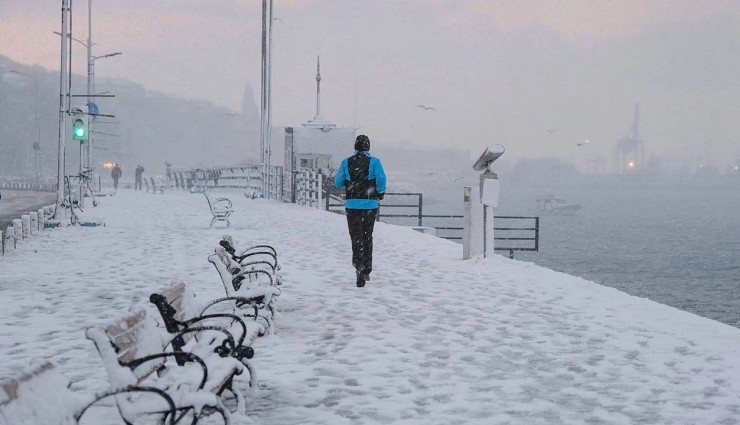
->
<box><xmin>346</xmin><ymin>208</ymin><xmax>377</xmax><ymax>275</ymax></box>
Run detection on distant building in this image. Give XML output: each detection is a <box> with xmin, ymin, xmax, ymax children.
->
<box><xmin>284</xmin><ymin>57</ymin><xmax>355</xmax><ymax>201</ymax></box>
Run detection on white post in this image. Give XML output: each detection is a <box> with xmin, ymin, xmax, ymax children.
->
<box><xmin>13</xmin><ymin>219</ymin><xmax>23</xmax><ymax>245</ymax></box>
<box><xmin>37</xmin><ymin>208</ymin><xmax>45</xmax><ymax>231</ymax></box>
<box><xmin>317</xmin><ymin>171</ymin><xmax>323</xmax><ymax>209</ymax></box>
<box><xmin>471</xmin><ymin>144</ymin><xmax>504</xmax><ymax>259</ymax></box>
<box><xmin>21</xmin><ymin>215</ymin><xmax>31</xmax><ymax>239</ymax></box>
<box><xmin>3</xmin><ymin>225</ymin><xmax>15</xmax><ymax>252</ymax></box>
<box><xmin>29</xmin><ymin>212</ymin><xmax>38</xmax><ymax>235</ymax></box>
<box><xmin>483</xmin><ymin>205</ymin><xmax>494</xmax><ymax>257</ymax></box>
<box><xmin>480</xmin><ymin>174</ymin><xmax>500</xmax><ymax>258</ymax></box>
<box><xmin>463</xmin><ymin>186</ymin><xmax>484</xmax><ymax>259</ymax></box>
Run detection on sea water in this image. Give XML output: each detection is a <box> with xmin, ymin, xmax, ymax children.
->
<box><xmin>388</xmin><ymin>175</ymin><xmax>740</xmax><ymax>328</ymax></box>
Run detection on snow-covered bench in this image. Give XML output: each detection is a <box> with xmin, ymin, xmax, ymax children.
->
<box><xmin>85</xmin><ymin>305</ymin><xmax>244</xmax><ymax>424</ymax></box>
<box><xmin>149</xmin><ymin>281</ymin><xmax>262</xmax><ymax>391</ymax></box>
<box><xmin>0</xmin><ymin>361</ymin><xmax>181</xmax><ymax>425</ymax></box>
<box><xmin>209</xmin><ymin>242</ymin><xmax>282</xmax><ymax>335</ymax></box>
<box><xmin>150</xmin><ymin>177</ymin><xmax>165</xmax><ymax>194</ymax></box>
<box><xmin>204</xmin><ymin>193</ymin><xmax>232</xmax><ymax>228</ymax></box>
<box><xmin>218</xmin><ymin>235</ymin><xmax>281</xmax><ymax>285</ymax></box>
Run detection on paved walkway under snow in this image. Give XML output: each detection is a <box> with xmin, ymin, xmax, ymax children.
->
<box><xmin>1</xmin><ymin>190</ymin><xmax>739</xmax><ymax>424</ymax></box>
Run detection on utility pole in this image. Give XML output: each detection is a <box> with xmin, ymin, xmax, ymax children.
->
<box><xmin>260</xmin><ymin>0</ymin><xmax>273</xmax><ymax>199</ymax></box>
<box><xmin>86</xmin><ymin>0</ymin><xmax>93</xmax><ymax>174</ymax></box>
<box><xmin>54</xmin><ymin>0</ymin><xmax>71</xmax><ymax>219</ymax></box>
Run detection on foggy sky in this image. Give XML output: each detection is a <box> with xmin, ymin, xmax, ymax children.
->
<box><xmin>2</xmin><ymin>0</ymin><xmax>740</xmax><ymax>170</ymax></box>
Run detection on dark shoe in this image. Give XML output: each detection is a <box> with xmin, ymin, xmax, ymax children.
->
<box><xmin>356</xmin><ymin>270</ymin><xmax>366</xmax><ymax>287</ymax></box>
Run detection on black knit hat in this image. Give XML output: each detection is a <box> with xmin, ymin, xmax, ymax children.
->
<box><xmin>354</xmin><ymin>134</ymin><xmax>370</xmax><ymax>152</ymax></box>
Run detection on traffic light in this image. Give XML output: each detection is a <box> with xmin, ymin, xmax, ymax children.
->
<box><xmin>72</xmin><ymin>118</ymin><xmax>87</xmax><ymax>141</ymax></box>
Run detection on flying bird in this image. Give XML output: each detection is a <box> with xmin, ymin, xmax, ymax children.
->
<box><xmin>576</xmin><ymin>139</ymin><xmax>591</xmax><ymax>147</ymax></box>
<box><xmin>416</xmin><ymin>105</ymin><xmax>437</xmax><ymax>111</ymax></box>
<box><xmin>547</xmin><ymin>128</ymin><xmax>556</xmax><ymax>134</ymax></box>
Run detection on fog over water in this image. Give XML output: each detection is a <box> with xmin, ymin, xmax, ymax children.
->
<box><xmin>393</xmin><ymin>169</ymin><xmax>740</xmax><ymax>329</ymax></box>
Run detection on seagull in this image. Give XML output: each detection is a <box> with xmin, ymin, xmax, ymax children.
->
<box><xmin>547</xmin><ymin>128</ymin><xmax>556</xmax><ymax>134</ymax></box>
<box><xmin>416</xmin><ymin>105</ymin><xmax>437</xmax><ymax>111</ymax></box>
<box><xmin>576</xmin><ymin>139</ymin><xmax>591</xmax><ymax>147</ymax></box>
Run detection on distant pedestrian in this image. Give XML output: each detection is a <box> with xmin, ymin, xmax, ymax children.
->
<box><xmin>134</xmin><ymin>165</ymin><xmax>144</xmax><ymax>191</ymax></box>
<box><xmin>334</xmin><ymin>134</ymin><xmax>387</xmax><ymax>287</ymax></box>
<box><xmin>111</xmin><ymin>163</ymin><xmax>122</xmax><ymax>191</ymax></box>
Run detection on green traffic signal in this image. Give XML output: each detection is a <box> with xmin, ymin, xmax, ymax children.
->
<box><xmin>72</xmin><ymin>118</ymin><xmax>87</xmax><ymax>140</ymax></box>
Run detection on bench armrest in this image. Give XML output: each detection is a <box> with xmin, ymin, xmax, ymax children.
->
<box><xmin>183</xmin><ymin>313</ymin><xmax>249</xmax><ymax>348</ymax></box>
<box><xmin>232</xmin><ymin>269</ymin><xmax>273</xmax><ymax>289</ymax></box>
<box><xmin>237</xmin><ymin>259</ymin><xmax>277</xmax><ymax>272</ymax></box>
<box><xmin>200</xmin><ymin>296</ymin><xmax>261</xmax><ymax>319</ymax></box>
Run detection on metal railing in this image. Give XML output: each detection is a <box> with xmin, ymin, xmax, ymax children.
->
<box><xmin>493</xmin><ymin>216</ymin><xmax>539</xmax><ymax>259</ymax></box>
<box><xmin>168</xmin><ymin>165</ymin><xmax>283</xmax><ymax>200</ymax></box>
<box><xmin>325</xmin><ymin>190</ymin><xmax>539</xmax><ymax>258</ymax></box>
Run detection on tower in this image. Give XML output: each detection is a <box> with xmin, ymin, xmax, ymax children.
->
<box><xmin>283</xmin><ymin>56</ymin><xmax>356</xmax><ymax>201</ymax></box>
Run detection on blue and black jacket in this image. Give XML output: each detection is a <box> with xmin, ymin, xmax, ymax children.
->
<box><xmin>334</xmin><ymin>151</ymin><xmax>387</xmax><ymax>210</ymax></box>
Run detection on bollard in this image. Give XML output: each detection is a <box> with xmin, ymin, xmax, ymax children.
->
<box><xmin>21</xmin><ymin>215</ymin><xmax>31</xmax><ymax>239</ymax></box>
<box><xmin>37</xmin><ymin>209</ymin><xmax>45</xmax><ymax>232</ymax></box>
<box><xmin>12</xmin><ymin>219</ymin><xmax>23</xmax><ymax>245</ymax></box>
<box><xmin>29</xmin><ymin>212</ymin><xmax>38</xmax><ymax>236</ymax></box>
<box><xmin>5</xmin><ymin>224</ymin><xmax>16</xmax><ymax>251</ymax></box>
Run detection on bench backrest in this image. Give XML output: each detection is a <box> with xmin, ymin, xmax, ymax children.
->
<box><xmin>204</xmin><ymin>193</ymin><xmax>232</xmax><ymax>214</ymax></box>
<box><xmin>209</xmin><ymin>249</ymin><xmax>279</xmax><ymax>302</ymax></box>
<box><xmin>0</xmin><ymin>362</ymin><xmax>91</xmax><ymax>425</ymax></box>
<box><xmin>149</xmin><ymin>282</ymin><xmax>200</xmax><ymax>352</ymax></box>
<box><xmin>86</xmin><ymin>306</ymin><xmax>166</xmax><ymax>384</ymax></box>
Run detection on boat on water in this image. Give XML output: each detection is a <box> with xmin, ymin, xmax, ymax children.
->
<box><xmin>536</xmin><ymin>190</ymin><xmax>581</xmax><ymax>215</ymax></box>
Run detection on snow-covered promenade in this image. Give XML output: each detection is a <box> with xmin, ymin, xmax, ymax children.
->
<box><xmin>1</xmin><ymin>190</ymin><xmax>740</xmax><ymax>424</ymax></box>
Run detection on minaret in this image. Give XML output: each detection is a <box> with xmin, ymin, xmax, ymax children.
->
<box><xmin>314</xmin><ymin>56</ymin><xmax>323</xmax><ymax>121</ymax></box>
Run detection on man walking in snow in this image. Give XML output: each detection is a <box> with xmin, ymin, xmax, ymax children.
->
<box><xmin>134</xmin><ymin>164</ymin><xmax>144</xmax><ymax>191</ymax></box>
<box><xmin>334</xmin><ymin>134</ymin><xmax>387</xmax><ymax>287</ymax></box>
<box><xmin>111</xmin><ymin>163</ymin><xmax>122</xmax><ymax>191</ymax></box>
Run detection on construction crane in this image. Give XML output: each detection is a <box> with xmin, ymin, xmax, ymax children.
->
<box><xmin>614</xmin><ymin>103</ymin><xmax>645</xmax><ymax>174</ymax></box>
